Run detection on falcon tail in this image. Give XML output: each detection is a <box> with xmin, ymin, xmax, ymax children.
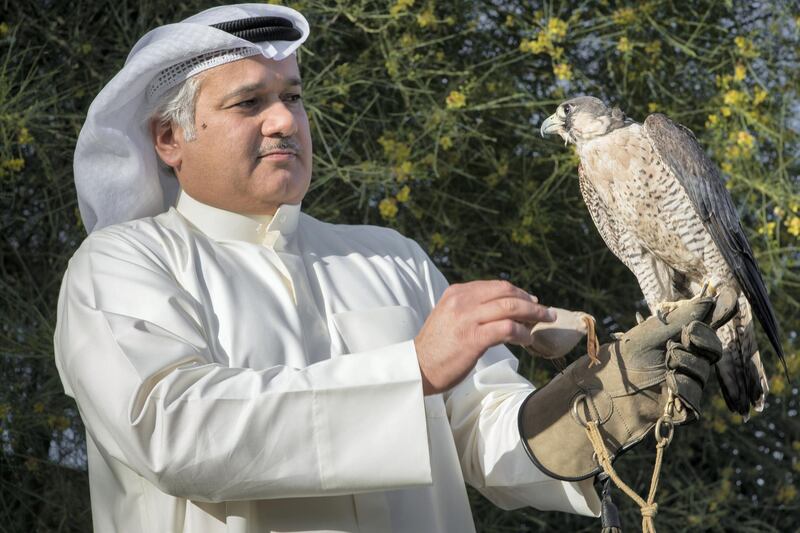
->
<box><xmin>715</xmin><ymin>294</ymin><xmax>769</xmax><ymax>415</ymax></box>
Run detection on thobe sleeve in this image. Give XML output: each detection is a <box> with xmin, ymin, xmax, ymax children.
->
<box><xmin>54</xmin><ymin>232</ymin><xmax>431</xmax><ymax>503</ymax></box>
<box><xmin>411</xmin><ymin>241</ymin><xmax>601</xmax><ymax>517</ymax></box>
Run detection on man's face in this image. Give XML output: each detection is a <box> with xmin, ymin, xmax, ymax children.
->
<box><xmin>160</xmin><ymin>54</ymin><xmax>312</xmax><ymax>215</ymax></box>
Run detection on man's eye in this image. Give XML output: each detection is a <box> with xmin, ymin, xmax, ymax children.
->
<box><xmin>235</xmin><ymin>99</ymin><xmax>257</xmax><ymax>108</ymax></box>
<box><xmin>284</xmin><ymin>94</ymin><xmax>303</xmax><ymax>103</ymax></box>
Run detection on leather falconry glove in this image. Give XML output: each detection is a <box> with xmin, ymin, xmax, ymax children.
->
<box><xmin>518</xmin><ymin>287</ymin><xmax>738</xmax><ymax>481</ymax></box>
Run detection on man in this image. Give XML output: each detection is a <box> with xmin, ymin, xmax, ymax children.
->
<box><xmin>54</xmin><ymin>4</ymin><xmax>725</xmax><ymax>532</ymax></box>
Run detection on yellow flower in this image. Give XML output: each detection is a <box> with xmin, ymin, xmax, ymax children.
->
<box><xmin>712</xmin><ymin>417</ymin><xmax>727</xmax><ymax>434</ymax></box>
<box><xmin>725</xmin><ymin>145</ymin><xmax>741</xmax><ymax>159</ymax></box>
<box><xmin>430</xmin><ymin>232</ymin><xmax>446</xmax><ymax>250</ymax></box>
<box><xmin>439</xmin><ymin>136</ymin><xmax>453</xmax><ymax>150</ymax></box>
<box><xmin>612</xmin><ymin>7</ymin><xmax>636</xmax><ymax>26</ymax></box>
<box><xmin>546</xmin><ymin>18</ymin><xmax>568</xmax><ymax>41</ymax></box>
<box><xmin>773</xmin><ymin>206</ymin><xmax>785</xmax><ymax>218</ymax></box>
<box><xmin>331</xmin><ymin>102</ymin><xmax>344</xmax><ymax>112</ymax></box>
<box><xmin>435</xmin><ymin>50</ymin><xmax>445</xmax><ymax>61</ymax></box>
<box><xmin>445</xmin><ymin>90</ymin><xmax>466</xmax><ymax>109</ymax></box>
<box><xmin>617</xmin><ymin>36</ymin><xmax>632</xmax><ymax>53</ymax></box>
<box><xmin>734</xmin><ymin>36</ymin><xmax>757</xmax><ymax>57</ymax></box>
<box><xmin>770</xmin><ymin>374</ymin><xmax>786</xmax><ymax>396</ymax></box>
<box><xmin>520</xmin><ymin>33</ymin><xmax>552</xmax><ymax>55</ymax></box>
<box><xmin>395</xmin><ymin>185</ymin><xmax>411</xmax><ymax>203</ymax></box>
<box><xmin>80</xmin><ymin>43</ymin><xmax>92</xmax><ymax>54</ymax></box>
<box><xmin>757</xmin><ymin>221</ymin><xmax>776</xmax><ymax>236</ymax></box>
<box><xmin>0</xmin><ymin>22</ymin><xmax>9</xmax><ymax>37</ymax></box>
<box><xmin>3</xmin><ymin>158</ymin><xmax>25</xmax><ymax>172</ymax></box>
<box><xmin>707</xmin><ymin>114</ymin><xmax>719</xmax><ymax>126</ymax></box>
<box><xmin>511</xmin><ymin>229</ymin><xmax>534</xmax><ymax>246</ymax></box>
<box><xmin>385</xmin><ymin>58</ymin><xmax>399</xmax><ymax>78</ymax></box>
<box><xmin>736</xmin><ymin>130</ymin><xmax>755</xmax><ymax>150</ymax></box>
<box><xmin>787</xmin><ymin>216</ymin><xmax>800</xmax><ymax>237</ymax></box>
<box><xmin>645</xmin><ymin>40</ymin><xmax>661</xmax><ymax>57</ymax></box>
<box><xmin>734</xmin><ymin>63</ymin><xmax>746</xmax><ymax>81</ymax></box>
<box><xmin>395</xmin><ymin>161</ymin><xmax>414</xmax><ymax>182</ymax></box>
<box><xmin>721</xmin><ymin>162</ymin><xmax>733</xmax><ymax>174</ymax></box>
<box><xmin>33</xmin><ymin>402</ymin><xmax>45</xmax><ymax>413</ymax></box>
<box><xmin>553</xmin><ymin>62</ymin><xmax>572</xmax><ymax>81</ymax></box>
<box><xmin>648</xmin><ymin>102</ymin><xmax>659</xmax><ymax>112</ymax></box>
<box><xmin>379</xmin><ymin>198</ymin><xmax>399</xmax><ymax>219</ymax></box>
<box><xmin>720</xmin><ymin>106</ymin><xmax>732</xmax><ymax>117</ymax></box>
<box><xmin>389</xmin><ymin>0</ymin><xmax>414</xmax><ymax>17</ymax></box>
<box><xmin>335</xmin><ymin>63</ymin><xmax>352</xmax><ymax>77</ymax></box>
<box><xmin>723</xmin><ymin>89</ymin><xmax>746</xmax><ymax>106</ymax></box>
<box><xmin>753</xmin><ymin>86</ymin><xmax>768</xmax><ymax>106</ymax></box>
<box><xmin>416</xmin><ymin>7</ymin><xmax>436</xmax><ymax>28</ymax></box>
<box><xmin>378</xmin><ymin>136</ymin><xmax>411</xmax><ymax>161</ymax></box>
<box><xmin>18</xmin><ymin>127</ymin><xmax>33</xmax><ymax>144</ymax></box>
<box><xmin>777</xmin><ymin>485</ymin><xmax>797</xmax><ymax>504</ymax></box>
<box><xmin>400</xmin><ymin>33</ymin><xmax>414</xmax><ymax>48</ymax></box>
<box><xmin>504</xmin><ymin>15</ymin><xmax>515</xmax><ymax>28</ymax></box>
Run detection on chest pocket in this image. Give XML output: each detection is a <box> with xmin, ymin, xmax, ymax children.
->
<box><xmin>331</xmin><ymin>305</ymin><xmax>421</xmax><ymax>353</ymax></box>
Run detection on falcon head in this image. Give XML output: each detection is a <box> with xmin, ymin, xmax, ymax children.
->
<box><xmin>540</xmin><ymin>96</ymin><xmax>628</xmax><ymax>146</ymax></box>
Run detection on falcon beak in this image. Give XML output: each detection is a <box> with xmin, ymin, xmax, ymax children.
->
<box><xmin>540</xmin><ymin>113</ymin><xmax>565</xmax><ymax>137</ymax></box>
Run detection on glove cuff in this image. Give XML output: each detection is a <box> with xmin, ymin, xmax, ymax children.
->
<box><xmin>518</xmin><ymin>387</ymin><xmax>603</xmax><ymax>481</ymax></box>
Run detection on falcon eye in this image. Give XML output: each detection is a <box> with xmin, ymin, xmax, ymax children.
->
<box><xmin>562</xmin><ymin>103</ymin><xmax>573</xmax><ymax>114</ymax></box>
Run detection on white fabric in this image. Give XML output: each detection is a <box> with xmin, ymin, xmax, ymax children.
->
<box><xmin>73</xmin><ymin>4</ymin><xmax>309</xmax><ymax>234</ymax></box>
<box><xmin>54</xmin><ymin>191</ymin><xmax>600</xmax><ymax>532</ymax></box>
<box><xmin>146</xmin><ymin>47</ymin><xmax>262</xmax><ymax>102</ymax></box>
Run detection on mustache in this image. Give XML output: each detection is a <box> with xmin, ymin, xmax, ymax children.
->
<box><xmin>257</xmin><ymin>138</ymin><xmax>301</xmax><ymax>157</ymax></box>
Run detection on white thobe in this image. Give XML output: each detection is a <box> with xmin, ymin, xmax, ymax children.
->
<box><xmin>54</xmin><ymin>190</ymin><xmax>600</xmax><ymax>533</ymax></box>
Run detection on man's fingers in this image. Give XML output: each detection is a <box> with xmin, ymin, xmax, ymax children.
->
<box><xmin>453</xmin><ymin>279</ymin><xmax>537</xmax><ymax>305</ymax></box>
<box><xmin>471</xmin><ymin>297</ymin><xmax>555</xmax><ymax>326</ymax></box>
<box><xmin>477</xmin><ymin>319</ymin><xmax>535</xmax><ymax>347</ymax></box>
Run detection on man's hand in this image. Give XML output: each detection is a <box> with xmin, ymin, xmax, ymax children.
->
<box><xmin>415</xmin><ymin>280</ymin><xmax>556</xmax><ymax>395</ymax></box>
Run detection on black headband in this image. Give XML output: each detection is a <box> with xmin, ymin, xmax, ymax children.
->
<box><xmin>210</xmin><ymin>16</ymin><xmax>302</xmax><ymax>43</ymax></box>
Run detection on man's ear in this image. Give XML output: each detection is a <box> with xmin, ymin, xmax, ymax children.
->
<box><xmin>151</xmin><ymin>118</ymin><xmax>183</xmax><ymax>170</ymax></box>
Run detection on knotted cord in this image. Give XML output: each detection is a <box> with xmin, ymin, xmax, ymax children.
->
<box><xmin>584</xmin><ymin>391</ymin><xmax>677</xmax><ymax>533</ymax></box>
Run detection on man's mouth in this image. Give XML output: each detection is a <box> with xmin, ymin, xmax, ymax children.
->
<box><xmin>257</xmin><ymin>140</ymin><xmax>301</xmax><ymax>160</ymax></box>
<box><xmin>259</xmin><ymin>150</ymin><xmax>297</xmax><ymax>160</ymax></box>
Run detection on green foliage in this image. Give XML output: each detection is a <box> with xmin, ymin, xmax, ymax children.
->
<box><xmin>1</xmin><ymin>1</ymin><xmax>798</xmax><ymax>531</ymax></box>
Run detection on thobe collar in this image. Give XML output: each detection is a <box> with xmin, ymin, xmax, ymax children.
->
<box><xmin>175</xmin><ymin>189</ymin><xmax>301</xmax><ymax>249</ymax></box>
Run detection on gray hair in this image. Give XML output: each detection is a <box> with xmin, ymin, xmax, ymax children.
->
<box><xmin>148</xmin><ymin>74</ymin><xmax>204</xmax><ymax>143</ymax></box>
<box><xmin>147</xmin><ymin>74</ymin><xmax>205</xmax><ymax>175</ymax></box>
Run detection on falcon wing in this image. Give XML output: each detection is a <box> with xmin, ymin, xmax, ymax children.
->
<box><xmin>643</xmin><ymin>113</ymin><xmax>785</xmax><ymax>370</ymax></box>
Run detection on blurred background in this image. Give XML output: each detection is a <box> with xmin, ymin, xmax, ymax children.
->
<box><xmin>0</xmin><ymin>1</ymin><xmax>798</xmax><ymax>531</ymax></box>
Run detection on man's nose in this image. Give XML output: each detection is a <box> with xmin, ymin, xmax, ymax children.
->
<box><xmin>260</xmin><ymin>100</ymin><xmax>297</xmax><ymax>138</ymax></box>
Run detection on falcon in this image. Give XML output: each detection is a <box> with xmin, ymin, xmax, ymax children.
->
<box><xmin>539</xmin><ymin>96</ymin><xmax>784</xmax><ymax>416</ymax></box>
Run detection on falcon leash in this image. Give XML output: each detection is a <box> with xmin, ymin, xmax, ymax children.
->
<box><xmin>577</xmin><ymin>390</ymin><xmax>678</xmax><ymax>533</ymax></box>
